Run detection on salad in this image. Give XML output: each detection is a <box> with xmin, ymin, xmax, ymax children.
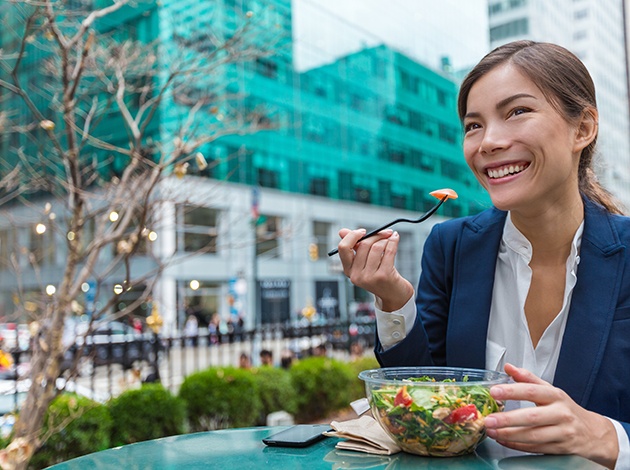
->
<box><xmin>369</xmin><ymin>376</ymin><xmax>504</xmax><ymax>457</ymax></box>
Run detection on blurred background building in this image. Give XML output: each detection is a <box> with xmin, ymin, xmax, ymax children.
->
<box><xmin>0</xmin><ymin>0</ymin><xmax>629</xmax><ymax>335</ymax></box>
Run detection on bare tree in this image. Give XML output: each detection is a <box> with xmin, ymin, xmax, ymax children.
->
<box><xmin>0</xmin><ymin>0</ymin><xmax>285</xmax><ymax>467</ymax></box>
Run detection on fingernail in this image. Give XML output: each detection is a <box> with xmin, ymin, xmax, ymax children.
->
<box><xmin>392</xmin><ymin>231</ymin><xmax>399</xmax><ymax>238</ymax></box>
<box><xmin>491</xmin><ymin>386</ymin><xmax>505</xmax><ymax>399</ymax></box>
<box><xmin>358</xmin><ymin>228</ymin><xmax>366</xmax><ymax>234</ymax></box>
<box><xmin>484</xmin><ymin>416</ymin><xmax>497</xmax><ymax>428</ymax></box>
<box><xmin>486</xmin><ymin>428</ymin><xmax>498</xmax><ymax>438</ymax></box>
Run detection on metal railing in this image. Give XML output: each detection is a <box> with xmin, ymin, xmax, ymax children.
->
<box><xmin>0</xmin><ymin>318</ymin><xmax>377</xmax><ymax>410</ymax></box>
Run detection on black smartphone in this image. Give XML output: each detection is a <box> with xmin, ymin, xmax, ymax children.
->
<box><xmin>262</xmin><ymin>424</ymin><xmax>332</xmax><ymax>448</ymax></box>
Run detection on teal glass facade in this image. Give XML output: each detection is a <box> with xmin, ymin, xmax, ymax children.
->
<box><xmin>153</xmin><ymin>0</ymin><xmax>490</xmax><ymax>216</ymax></box>
<box><xmin>0</xmin><ymin>0</ymin><xmax>490</xmax><ymax>214</ymax></box>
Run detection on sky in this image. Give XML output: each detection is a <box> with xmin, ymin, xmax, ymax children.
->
<box><xmin>292</xmin><ymin>0</ymin><xmax>490</xmax><ymax>73</ymax></box>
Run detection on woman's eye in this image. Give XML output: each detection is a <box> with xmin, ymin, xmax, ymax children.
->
<box><xmin>510</xmin><ymin>107</ymin><xmax>530</xmax><ymax>117</ymax></box>
<box><xmin>464</xmin><ymin>122</ymin><xmax>480</xmax><ymax>133</ymax></box>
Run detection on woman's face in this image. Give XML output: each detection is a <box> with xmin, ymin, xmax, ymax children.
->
<box><xmin>462</xmin><ymin>63</ymin><xmax>585</xmax><ymax>213</ymax></box>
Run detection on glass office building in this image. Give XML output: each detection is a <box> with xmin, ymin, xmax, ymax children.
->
<box><xmin>0</xmin><ymin>0</ymin><xmax>489</xmax><ymax>332</ymax></box>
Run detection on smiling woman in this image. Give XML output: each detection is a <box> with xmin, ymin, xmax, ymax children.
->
<box><xmin>334</xmin><ymin>40</ymin><xmax>630</xmax><ymax>470</ymax></box>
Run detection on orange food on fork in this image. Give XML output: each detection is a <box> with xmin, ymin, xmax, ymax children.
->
<box><xmin>430</xmin><ymin>188</ymin><xmax>458</xmax><ymax>200</ymax></box>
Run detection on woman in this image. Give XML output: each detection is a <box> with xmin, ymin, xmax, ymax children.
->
<box><xmin>336</xmin><ymin>40</ymin><xmax>629</xmax><ymax>469</ymax></box>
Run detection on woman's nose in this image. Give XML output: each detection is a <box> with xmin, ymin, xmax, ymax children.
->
<box><xmin>479</xmin><ymin>123</ymin><xmax>508</xmax><ymax>155</ymax></box>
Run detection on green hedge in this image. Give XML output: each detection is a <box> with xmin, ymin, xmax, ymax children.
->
<box><xmin>10</xmin><ymin>355</ymin><xmax>378</xmax><ymax>468</ymax></box>
<box><xmin>346</xmin><ymin>355</ymin><xmax>381</xmax><ymax>401</ymax></box>
<box><xmin>178</xmin><ymin>367</ymin><xmax>262</xmax><ymax>431</ymax></box>
<box><xmin>250</xmin><ymin>366</ymin><xmax>298</xmax><ymax>424</ymax></box>
<box><xmin>288</xmin><ymin>357</ymin><xmax>353</xmax><ymax>423</ymax></box>
<box><xmin>29</xmin><ymin>394</ymin><xmax>112</xmax><ymax>469</ymax></box>
<box><xmin>109</xmin><ymin>384</ymin><xmax>186</xmax><ymax>447</ymax></box>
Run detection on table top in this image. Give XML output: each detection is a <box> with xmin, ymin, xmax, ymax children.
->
<box><xmin>47</xmin><ymin>426</ymin><xmax>603</xmax><ymax>469</ymax></box>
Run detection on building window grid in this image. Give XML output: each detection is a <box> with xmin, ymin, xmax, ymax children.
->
<box><xmin>256</xmin><ymin>215</ymin><xmax>281</xmax><ymax>258</ymax></box>
<box><xmin>312</xmin><ymin>221</ymin><xmax>330</xmax><ymax>258</ymax></box>
<box><xmin>177</xmin><ymin>205</ymin><xmax>219</xmax><ymax>254</ymax></box>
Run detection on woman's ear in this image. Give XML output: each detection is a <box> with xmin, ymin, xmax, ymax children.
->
<box><xmin>573</xmin><ymin>108</ymin><xmax>598</xmax><ymax>153</ymax></box>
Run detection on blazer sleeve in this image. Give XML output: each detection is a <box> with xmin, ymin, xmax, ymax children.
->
<box><xmin>375</xmin><ymin>222</ymin><xmax>453</xmax><ymax>367</ymax></box>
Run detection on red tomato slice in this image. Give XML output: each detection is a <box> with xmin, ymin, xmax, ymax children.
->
<box><xmin>394</xmin><ymin>386</ymin><xmax>413</xmax><ymax>407</ymax></box>
<box><xmin>430</xmin><ymin>188</ymin><xmax>458</xmax><ymax>200</ymax></box>
<box><xmin>444</xmin><ymin>404</ymin><xmax>479</xmax><ymax>424</ymax></box>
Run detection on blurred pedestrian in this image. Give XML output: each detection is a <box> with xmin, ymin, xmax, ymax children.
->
<box><xmin>312</xmin><ymin>343</ymin><xmax>327</xmax><ymax>357</ymax></box>
<box><xmin>0</xmin><ymin>339</ymin><xmax>15</xmax><ymax>380</ymax></box>
<box><xmin>259</xmin><ymin>349</ymin><xmax>273</xmax><ymax>366</ymax></box>
<box><xmin>280</xmin><ymin>349</ymin><xmax>294</xmax><ymax>369</ymax></box>
<box><xmin>184</xmin><ymin>314</ymin><xmax>198</xmax><ymax>347</ymax></box>
<box><xmin>239</xmin><ymin>353</ymin><xmax>252</xmax><ymax>369</ymax></box>
<box><xmin>132</xmin><ymin>317</ymin><xmax>143</xmax><ymax>334</ymax></box>
<box><xmin>349</xmin><ymin>341</ymin><xmax>364</xmax><ymax>361</ymax></box>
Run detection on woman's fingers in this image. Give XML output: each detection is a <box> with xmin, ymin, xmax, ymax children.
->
<box><xmin>503</xmin><ymin>363</ymin><xmax>548</xmax><ymax>385</ymax></box>
<box><xmin>490</xmin><ymin>363</ymin><xmax>556</xmax><ymax>406</ymax></box>
<box><xmin>360</xmin><ymin>230</ymin><xmax>394</xmax><ymax>273</ymax></box>
<box><xmin>337</xmin><ymin>228</ymin><xmax>366</xmax><ymax>274</ymax></box>
<box><xmin>376</xmin><ymin>231</ymin><xmax>400</xmax><ymax>273</ymax></box>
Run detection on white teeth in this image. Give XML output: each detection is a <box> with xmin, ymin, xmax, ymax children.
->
<box><xmin>487</xmin><ymin>164</ymin><xmax>526</xmax><ymax>179</ymax></box>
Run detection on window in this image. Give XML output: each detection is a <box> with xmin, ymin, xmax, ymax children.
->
<box><xmin>391</xmin><ymin>194</ymin><xmax>407</xmax><ymax>210</ymax></box>
<box><xmin>574</xmin><ymin>30</ymin><xmax>587</xmax><ymax>41</ymax></box>
<box><xmin>400</xmin><ymin>70</ymin><xmax>419</xmax><ymax>94</ymax></box>
<box><xmin>372</xmin><ymin>55</ymin><xmax>386</xmax><ymax>79</ymax></box>
<box><xmin>258</xmin><ymin>168</ymin><xmax>279</xmax><ymax>189</ymax></box>
<box><xmin>441</xmin><ymin>159</ymin><xmax>464</xmax><ymax>179</ymax></box>
<box><xmin>490</xmin><ymin>18</ymin><xmax>529</xmax><ymax>41</ymax></box>
<box><xmin>177</xmin><ymin>205</ymin><xmax>219</xmax><ymax>253</ymax></box>
<box><xmin>436</xmin><ymin>89</ymin><xmax>447</xmax><ymax>107</ymax></box>
<box><xmin>574</xmin><ymin>8</ymin><xmax>588</xmax><ymax>19</ymax></box>
<box><xmin>349</xmin><ymin>93</ymin><xmax>365</xmax><ymax>112</ymax></box>
<box><xmin>312</xmin><ymin>221</ymin><xmax>330</xmax><ymax>260</ymax></box>
<box><xmin>256</xmin><ymin>215</ymin><xmax>281</xmax><ymax>257</ymax></box>
<box><xmin>438</xmin><ymin>123</ymin><xmax>457</xmax><ymax>144</ymax></box>
<box><xmin>409</xmin><ymin>149</ymin><xmax>434</xmax><ymax>172</ymax></box>
<box><xmin>255</xmin><ymin>58</ymin><xmax>278</xmax><ymax>79</ymax></box>
<box><xmin>309</xmin><ymin>177</ymin><xmax>328</xmax><ymax>197</ymax></box>
<box><xmin>338</xmin><ymin>171</ymin><xmax>353</xmax><ymax>201</ymax></box>
<box><xmin>378</xmin><ymin>180</ymin><xmax>391</xmax><ymax>206</ymax></box>
<box><xmin>355</xmin><ymin>187</ymin><xmax>371</xmax><ymax>204</ymax></box>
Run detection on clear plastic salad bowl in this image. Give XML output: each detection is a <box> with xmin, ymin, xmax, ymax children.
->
<box><xmin>359</xmin><ymin>366</ymin><xmax>510</xmax><ymax>457</ymax></box>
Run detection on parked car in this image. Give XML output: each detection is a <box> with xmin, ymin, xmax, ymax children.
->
<box><xmin>62</xmin><ymin>320</ymin><xmax>164</xmax><ymax>375</ymax></box>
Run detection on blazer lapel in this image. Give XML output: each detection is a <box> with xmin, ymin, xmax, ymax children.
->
<box><xmin>447</xmin><ymin>209</ymin><xmax>506</xmax><ymax>369</ymax></box>
<box><xmin>553</xmin><ymin>199</ymin><xmax>625</xmax><ymax>406</ymax></box>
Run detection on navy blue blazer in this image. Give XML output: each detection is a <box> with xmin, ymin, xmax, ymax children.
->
<box><xmin>376</xmin><ymin>197</ymin><xmax>630</xmax><ymax>438</ymax></box>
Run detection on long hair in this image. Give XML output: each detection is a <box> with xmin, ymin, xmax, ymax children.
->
<box><xmin>458</xmin><ymin>40</ymin><xmax>624</xmax><ymax>215</ymax></box>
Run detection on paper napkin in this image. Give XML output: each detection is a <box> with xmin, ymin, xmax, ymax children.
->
<box><xmin>324</xmin><ymin>415</ymin><xmax>402</xmax><ymax>455</ymax></box>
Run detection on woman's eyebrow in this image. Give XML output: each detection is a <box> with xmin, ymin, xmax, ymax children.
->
<box><xmin>464</xmin><ymin>93</ymin><xmax>538</xmax><ymax>120</ymax></box>
<box><xmin>496</xmin><ymin>93</ymin><xmax>537</xmax><ymax>109</ymax></box>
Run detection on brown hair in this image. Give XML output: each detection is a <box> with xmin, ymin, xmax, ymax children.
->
<box><xmin>458</xmin><ymin>40</ymin><xmax>624</xmax><ymax>215</ymax></box>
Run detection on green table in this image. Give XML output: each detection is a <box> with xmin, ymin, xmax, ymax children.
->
<box><xmin>46</xmin><ymin>426</ymin><xmax>602</xmax><ymax>469</ymax></box>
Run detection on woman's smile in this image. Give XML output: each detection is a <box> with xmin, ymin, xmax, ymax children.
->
<box><xmin>485</xmin><ymin>162</ymin><xmax>530</xmax><ymax>181</ymax></box>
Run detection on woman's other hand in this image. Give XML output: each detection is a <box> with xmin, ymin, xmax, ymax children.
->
<box><xmin>485</xmin><ymin>363</ymin><xmax>619</xmax><ymax>469</ymax></box>
<box><xmin>337</xmin><ymin>228</ymin><xmax>414</xmax><ymax>312</ymax></box>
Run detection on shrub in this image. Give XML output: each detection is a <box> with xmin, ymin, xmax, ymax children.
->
<box><xmin>250</xmin><ymin>366</ymin><xmax>297</xmax><ymax>424</ymax></box>
<box><xmin>178</xmin><ymin>367</ymin><xmax>262</xmax><ymax>431</ymax></box>
<box><xmin>29</xmin><ymin>393</ymin><xmax>112</xmax><ymax>469</ymax></box>
<box><xmin>346</xmin><ymin>354</ymin><xmax>381</xmax><ymax>401</ymax></box>
<box><xmin>289</xmin><ymin>357</ymin><xmax>353</xmax><ymax>422</ymax></box>
<box><xmin>109</xmin><ymin>383</ymin><xmax>186</xmax><ymax>447</ymax></box>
